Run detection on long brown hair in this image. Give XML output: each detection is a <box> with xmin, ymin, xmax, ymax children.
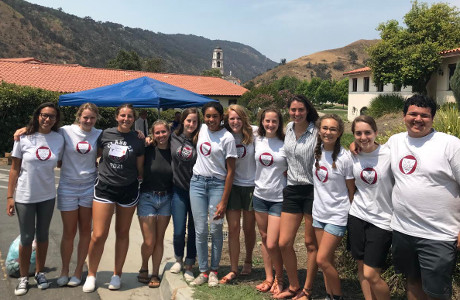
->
<box><xmin>314</xmin><ymin>114</ymin><xmax>344</xmax><ymax>169</ymax></box>
<box><xmin>174</xmin><ymin>108</ymin><xmax>201</xmax><ymax>145</ymax></box>
<box><xmin>25</xmin><ymin>102</ymin><xmax>61</xmax><ymax>135</ymax></box>
<box><xmin>351</xmin><ymin>115</ymin><xmax>377</xmax><ymax>133</ymax></box>
<box><xmin>257</xmin><ymin>107</ymin><xmax>285</xmax><ymax>140</ymax></box>
<box><xmin>224</xmin><ymin>104</ymin><xmax>253</xmax><ymax>144</ymax></box>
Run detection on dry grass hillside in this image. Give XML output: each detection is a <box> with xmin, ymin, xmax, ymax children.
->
<box><xmin>250</xmin><ymin>39</ymin><xmax>379</xmax><ymax>86</ymax></box>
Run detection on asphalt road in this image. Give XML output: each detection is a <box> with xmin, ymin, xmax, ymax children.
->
<box><xmin>0</xmin><ymin>166</ymin><xmax>170</xmax><ymax>299</ymax></box>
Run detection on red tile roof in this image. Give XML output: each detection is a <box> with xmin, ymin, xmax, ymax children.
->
<box><xmin>0</xmin><ymin>59</ymin><xmax>247</xmax><ymax>96</ymax></box>
<box><xmin>343</xmin><ymin>67</ymin><xmax>371</xmax><ymax>75</ymax></box>
<box><xmin>440</xmin><ymin>47</ymin><xmax>460</xmax><ymax>56</ymax></box>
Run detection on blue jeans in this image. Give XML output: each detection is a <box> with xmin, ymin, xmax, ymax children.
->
<box><xmin>171</xmin><ymin>186</ymin><xmax>196</xmax><ymax>265</ymax></box>
<box><xmin>189</xmin><ymin>175</ymin><xmax>225</xmax><ymax>272</ymax></box>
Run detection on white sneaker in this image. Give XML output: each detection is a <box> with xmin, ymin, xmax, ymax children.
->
<box><xmin>82</xmin><ymin>276</ymin><xmax>96</xmax><ymax>293</ymax></box>
<box><xmin>14</xmin><ymin>277</ymin><xmax>29</xmax><ymax>296</ymax></box>
<box><xmin>208</xmin><ymin>271</ymin><xmax>218</xmax><ymax>287</ymax></box>
<box><xmin>67</xmin><ymin>276</ymin><xmax>82</xmax><ymax>287</ymax></box>
<box><xmin>183</xmin><ymin>270</ymin><xmax>194</xmax><ymax>283</ymax></box>
<box><xmin>35</xmin><ymin>272</ymin><xmax>50</xmax><ymax>290</ymax></box>
<box><xmin>170</xmin><ymin>261</ymin><xmax>182</xmax><ymax>274</ymax></box>
<box><xmin>190</xmin><ymin>273</ymin><xmax>208</xmax><ymax>286</ymax></box>
<box><xmin>57</xmin><ymin>276</ymin><xmax>69</xmax><ymax>287</ymax></box>
<box><xmin>108</xmin><ymin>275</ymin><xmax>121</xmax><ymax>290</ymax></box>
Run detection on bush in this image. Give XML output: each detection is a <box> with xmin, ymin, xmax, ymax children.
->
<box><xmin>0</xmin><ymin>82</ymin><xmax>60</xmax><ymax>155</ymax></box>
<box><xmin>433</xmin><ymin>104</ymin><xmax>460</xmax><ymax>138</ymax></box>
<box><xmin>367</xmin><ymin>94</ymin><xmax>405</xmax><ymax>118</ymax></box>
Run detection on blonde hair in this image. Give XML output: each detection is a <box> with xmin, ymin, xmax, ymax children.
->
<box><xmin>74</xmin><ymin>102</ymin><xmax>100</xmax><ymax>124</ymax></box>
<box><xmin>224</xmin><ymin>104</ymin><xmax>254</xmax><ymax>144</ymax></box>
<box><xmin>151</xmin><ymin>119</ymin><xmax>171</xmax><ymax>147</ymax></box>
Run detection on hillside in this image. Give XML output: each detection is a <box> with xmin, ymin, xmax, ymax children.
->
<box><xmin>0</xmin><ymin>0</ymin><xmax>277</xmax><ymax>82</ymax></box>
<box><xmin>249</xmin><ymin>39</ymin><xmax>379</xmax><ymax>85</ymax></box>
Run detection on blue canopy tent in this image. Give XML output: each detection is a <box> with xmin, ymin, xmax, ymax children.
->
<box><xmin>58</xmin><ymin>76</ymin><xmax>217</xmax><ymax>108</ymax></box>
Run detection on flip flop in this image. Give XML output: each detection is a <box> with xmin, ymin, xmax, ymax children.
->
<box><xmin>219</xmin><ymin>271</ymin><xmax>237</xmax><ymax>284</ymax></box>
<box><xmin>293</xmin><ymin>288</ymin><xmax>313</xmax><ymax>300</ymax></box>
<box><xmin>274</xmin><ymin>287</ymin><xmax>301</xmax><ymax>299</ymax></box>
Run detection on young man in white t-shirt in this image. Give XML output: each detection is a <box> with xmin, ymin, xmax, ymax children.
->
<box><xmin>388</xmin><ymin>95</ymin><xmax>460</xmax><ymax>300</ymax></box>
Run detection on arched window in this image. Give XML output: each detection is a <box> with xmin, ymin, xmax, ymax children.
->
<box><xmin>217</xmin><ymin>53</ymin><xmax>221</xmax><ymax>59</ymax></box>
<box><xmin>217</xmin><ymin>61</ymin><xmax>220</xmax><ymax>68</ymax></box>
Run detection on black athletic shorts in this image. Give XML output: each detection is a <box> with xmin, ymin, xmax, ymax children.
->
<box><xmin>94</xmin><ymin>178</ymin><xmax>140</xmax><ymax>207</ymax></box>
<box><xmin>347</xmin><ymin>215</ymin><xmax>392</xmax><ymax>268</ymax></box>
<box><xmin>392</xmin><ymin>230</ymin><xmax>457</xmax><ymax>300</ymax></box>
<box><xmin>282</xmin><ymin>185</ymin><xmax>314</xmax><ymax>214</ymax></box>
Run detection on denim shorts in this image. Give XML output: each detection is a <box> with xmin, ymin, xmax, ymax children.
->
<box><xmin>137</xmin><ymin>191</ymin><xmax>172</xmax><ymax>217</ymax></box>
<box><xmin>57</xmin><ymin>179</ymin><xmax>94</xmax><ymax>211</ymax></box>
<box><xmin>312</xmin><ymin>219</ymin><xmax>347</xmax><ymax>237</ymax></box>
<box><xmin>252</xmin><ymin>195</ymin><xmax>282</xmax><ymax>217</ymax></box>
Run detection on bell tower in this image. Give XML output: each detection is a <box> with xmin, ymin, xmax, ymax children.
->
<box><xmin>211</xmin><ymin>47</ymin><xmax>224</xmax><ymax>75</ymax></box>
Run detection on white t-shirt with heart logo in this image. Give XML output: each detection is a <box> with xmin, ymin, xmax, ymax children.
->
<box><xmin>11</xmin><ymin>131</ymin><xmax>64</xmax><ymax>203</ymax></box>
<box><xmin>59</xmin><ymin>125</ymin><xmax>102</xmax><ymax>183</ymax></box>
<box><xmin>253</xmin><ymin>136</ymin><xmax>287</xmax><ymax>202</ymax></box>
<box><xmin>193</xmin><ymin>124</ymin><xmax>237</xmax><ymax>180</ymax></box>
<box><xmin>312</xmin><ymin>147</ymin><xmax>353</xmax><ymax>226</ymax></box>
<box><xmin>388</xmin><ymin>130</ymin><xmax>460</xmax><ymax>241</ymax></box>
<box><xmin>232</xmin><ymin>126</ymin><xmax>258</xmax><ymax>187</ymax></box>
<box><xmin>349</xmin><ymin>144</ymin><xmax>394</xmax><ymax>231</ymax></box>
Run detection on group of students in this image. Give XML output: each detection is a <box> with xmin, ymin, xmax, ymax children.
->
<box><xmin>6</xmin><ymin>94</ymin><xmax>460</xmax><ymax>300</ymax></box>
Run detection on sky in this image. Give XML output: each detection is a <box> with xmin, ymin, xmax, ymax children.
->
<box><xmin>26</xmin><ymin>0</ymin><xmax>460</xmax><ymax>63</ymax></box>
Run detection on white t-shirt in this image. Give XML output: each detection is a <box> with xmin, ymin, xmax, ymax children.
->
<box><xmin>388</xmin><ymin>130</ymin><xmax>460</xmax><ymax>241</ymax></box>
<box><xmin>312</xmin><ymin>147</ymin><xmax>353</xmax><ymax>226</ymax></box>
<box><xmin>11</xmin><ymin>131</ymin><xmax>64</xmax><ymax>203</ymax></box>
<box><xmin>349</xmin><ymin>145</ymin><xmax>394</xmax><ymax>231</ymax></box>
<box><xmin>59</xmin><ymin>125</ymin><xmax>102</xmax><ymax>183</ymax></box>
<box><xmin>233</xmin><ymin>125</ymin><xmax>257</xmax><ymax>187</ymax></box>
<box><xmin>193</xmin><ymin>124</ymin><xmax>237</xmax><ymax>180</ymax></box>
<box><xmin>253</xmin><ymin>136</ymin><xmax>287</xmax><ymax>202</ymax></box>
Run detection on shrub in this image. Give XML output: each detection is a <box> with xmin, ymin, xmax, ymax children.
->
<box><xmin>433</xmin><ymin>104</ymin><xmax>460</xmax><ymax>138</ymax></box>
<box><xmin>367</xmin><ymin>94</ymin><xmax>405</xmax><ymax>118</ymax></box>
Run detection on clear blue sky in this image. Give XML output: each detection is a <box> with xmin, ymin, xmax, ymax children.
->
<box><xmin>27</xmin><ymin>0</ymin><xmax>460</xmax><ymax>62</ymax></box>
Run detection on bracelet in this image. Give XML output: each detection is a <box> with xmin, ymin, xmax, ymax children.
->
<box><xmin>7</xmin><ymin>196</ymin><xmax>13</xmax><ymax>199</ymax></box>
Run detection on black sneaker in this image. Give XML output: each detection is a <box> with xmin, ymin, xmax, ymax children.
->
<box><xmin>35</xmin><ymin>272</ymin><xmax>50</xmax><ymax>290</ymax></box>
<box><xmin>15</xmin><ymin>277</ymin><xmax>29</xmax><ymax>296</ymax></box>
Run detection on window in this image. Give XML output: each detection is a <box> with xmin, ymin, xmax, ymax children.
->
<box><xmin>393</xmin><ymin>84</ymin><xmax>401</xmax><ymax>92</ymax></box>
<box><xmin>449</xmin><ymin>64</ymin><xmax>456</xmax><ymax>90</ymax></box>
<box><xmin>376</xmin><ymin>82</ymin><xmax>384</xmax><ymax>92</ymax></box>
<box><xmin>228</xmin><ymin>99</ymin><xmax>237</xmax><ymax>105</ymax></box>
<box><xmin>363</xmin><ymin>77</ymin><xmax>370</xmax><ymax>92</ymax></box>
<box><xmin>217</xmin><ymin>52</ymin><xmax>221</xmax><ymax>59</ymax></box>
<box><xmin>352</xmin><ymin>78</ymin><xmax>358</xmax><ymax>92</ymax></box>
<box><xmin>217</xmin><ymin>61</ymin><xmax>221</xmax><ymax>68</ymax></box>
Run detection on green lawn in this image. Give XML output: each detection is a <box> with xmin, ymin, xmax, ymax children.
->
<box><xmin>318</xmin><ymin>108</ymin><xmax>348</xmax><ymax>120</ymax></box>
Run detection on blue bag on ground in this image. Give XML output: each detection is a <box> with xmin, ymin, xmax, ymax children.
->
<box><xmin>5</xmin><ymin>235</ymin><xmax>36</xmax><ymax>277</ymax></box>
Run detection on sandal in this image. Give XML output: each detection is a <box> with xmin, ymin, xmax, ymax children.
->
<box><xmin>219</xmin><ymin>271</ymin><xmax>237</xmax><ymax>284</ymax></box>
<box><xmin>148</xmin><ymin>275</ymin><xmax>161</xmax><ymax>288</ymax></box>
<box><xmin>271</xmin><ymin>277</ymin><xmax>284</xmax><ymax>295</ymax></box>
<box><xmin>256</xmin><ymin>279</ymin><xmax>273</xmax><ymax>293</ymax></box>
<box><xmin>274</xmin><ymin>287</ymin><xmax>301</xmax><ymax>299</ymax></box>
<box><xmin>137</xmin><ymin>269</ymin><xmax>149</xmax><ymax>284</ymax></box>
<box><xmin>240</xmin><ymin>261</ymin><xmax>252</xmax><ymax>276</ymax></box>
<box><xmin>293</xmin><ymin>288</ymin><xmax>313</xmax><ymax>300</ymax></box>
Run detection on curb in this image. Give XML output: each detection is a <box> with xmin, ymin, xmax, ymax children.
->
<box><xmin>160</xmin><ymin>262</ymin><xmax>194</xmax><ymax>300</ymax></box>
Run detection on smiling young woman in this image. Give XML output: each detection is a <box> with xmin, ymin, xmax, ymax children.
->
<box><xmin>83</xmin><ymin>103</ymin><xmax>145</xmax><ymax>293</ymax></box>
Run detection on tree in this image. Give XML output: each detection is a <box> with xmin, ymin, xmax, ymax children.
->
<box><xmin>201</xmin><ymin>68</ymin><xmax>223</xmax><ymax>77</ymax></box>
<box><xmin>451</xmin><ymin>61</ymin><xmax>460</xmax><ymax>107</ymax></box>
<box><xmin>143</xmin><ymin>57</ymin><xmax>165</xmax><ymax>73</ymax></box>
<box><xmin>332</xmin><ymin>78</ymin><xmax>349</xmax><ymax>107</ymax></box>
<box><xmin>303</xmin><ymin>77</ymin><xmax>322</xmax><ymax>103</ymax></box>
<box><xmin>368</xmin><ymin>1</ymin><xmax>460</xmax><ymax>94</ymax></box>
<box><xmin>348</xmin><ymin>50</ymin><xmax>358</xmax><ymax>64</ymax></box>
<box><xmin>106</xmin><ymin>50</ymin><xmax>142</xmax><ymax>71</ymax></box>
<box><xmin>315</xmin><ymin>80</ymin><xmax>333</xmax><ymax>105</ymax></box>
<box><xmin>273</xmin><ymin>76</ymin><xmax>301</xmax><ymax>93</ymax></box>
<box><xmin>280</xmin><ymin>58</ymin><xmax>287</xmax><ymax>65</ymax></box>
